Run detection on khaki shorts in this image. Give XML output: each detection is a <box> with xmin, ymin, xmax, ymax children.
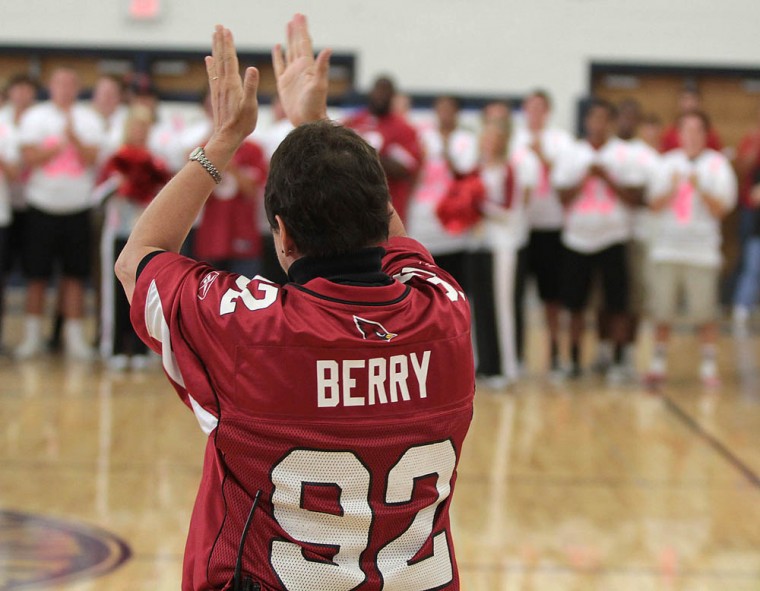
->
<box><xmin>649</xmin><ymin>261</ymin><xmax>719</xmax><ymax>324</ymax></box>
<box><xmin>627</xmin><ymin>239</ymin><xmax>650</xmax><ymax>316</ymax></box>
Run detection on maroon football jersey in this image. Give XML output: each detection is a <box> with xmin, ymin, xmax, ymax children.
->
<box><xmin>131</xmin><ymin>237</ymin><xmax>474</xmax><ymax>591</ymax></box>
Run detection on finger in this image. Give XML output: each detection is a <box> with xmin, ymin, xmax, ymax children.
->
<box><xmin>212</xmin><ymin>25</ymin><xmax>225</xmax><ymax>78</ymax></box>
<box><xmin>223</xmin><ymin>28</ymin><xmax>240</xmax><ymax>83</ymax></box>
<box><xmin>293</xmin><ymin>13</ymin><xmax>312</xmax><ymax>60</ymax></box>
<box><xmin>315</xmin><ymin>48</ymin><xmax>332</xmax><ymax>80</ymax></box>
<box><xmin>285</xmin><ymin>19</ymin><xmax>294</xmax><ymax>66</ymax></box>
<box><xmin>205</xmin><ymin>55</ymin><xmax>216</xmax><ymax>83</ymax></box>
<box><xmin>272</xmin><ymin>44</ymin><xmax>285</xmax><ymax>79</ymax></box>
<box><xmin>243</xmin><ymin>67</ymin><xmax>260</xmax><ymax>102</ymax></box>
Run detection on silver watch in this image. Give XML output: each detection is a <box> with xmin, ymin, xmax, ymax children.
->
<box><xmin>189</xmin><ymin>146</ymin><xmax>222</xmax><ymax>184</ymax></box>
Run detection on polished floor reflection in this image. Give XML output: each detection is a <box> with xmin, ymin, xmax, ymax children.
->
<box><xmin>0</xmin><ymin>324</ymin><xmax>759</xmax><ymax>590</ymax></box>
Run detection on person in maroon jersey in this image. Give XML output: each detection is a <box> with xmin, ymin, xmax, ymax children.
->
<box><xmin>115</xmin><ymin>14</ymin><xmax>474</xmax><ymax>591</ymax></box>
<box><xmin>344</xmin><ymin>75</ymin><xmax>423</xmax><ymax>222</ymax></box>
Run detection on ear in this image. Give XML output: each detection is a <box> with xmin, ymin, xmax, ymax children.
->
<box><xmin>275</xmin><ymin>215</ymin><xmax>299</xmax><ymax>258</ymax></box>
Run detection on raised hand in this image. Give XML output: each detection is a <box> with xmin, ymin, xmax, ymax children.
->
<box><xmin>205</xmin><ymin>25</ymin><xmax>260</xmax><ymax>147</ymax></box>
<box><xmin>272</xmin><ymin>14</ymin><xmax>332</xmax><ymax>126</ymax></box>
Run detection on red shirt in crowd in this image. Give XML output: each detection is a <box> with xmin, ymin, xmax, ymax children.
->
<box><xmin>194</xmin><ymin>140</ymin><xmax>268</xmax><ymax>262</ymax></box>
<box><xmin>344</xmin><ymin>111</ymin><xmax>423</xmax><ymax>222</ymax></box>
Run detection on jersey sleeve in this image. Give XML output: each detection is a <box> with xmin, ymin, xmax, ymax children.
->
<box><xmin>381</xmin><ymin>236</ymin><xmax>465</xmax><ymax>295</ymax></box>
<box><xmin>130</xmin><ymin>251</ymin><xmax>242</xmax><ymax>435</ymax></box>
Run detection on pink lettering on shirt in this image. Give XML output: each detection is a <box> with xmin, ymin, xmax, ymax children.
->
<box><xmin>536</xmin><ymin>164</ymin><xmax>551</xmax><ymax>198</ymax></box>
<box><xmin>41</xmin><ymin>136</ymin><xmax>85</xmax><ymax>178</ymax></box>
<box><xmin>416</xmin><ymin>159</ymin><xmax>451</xmax><ymax>204</ymax></box>
<box><xmin>673</xmin><ymin>180</ymin><xmax>694</xmax><ymax>224</ymax></box>
<box><xmin>576</xmin><ymin>177</ymin><xmax>616</xmax><ymax>214</ymax></box>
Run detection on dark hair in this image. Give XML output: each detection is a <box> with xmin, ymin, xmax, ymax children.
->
<box><xmin>585</xmin><ymin>97</ymin><xmax>617</xmax><ymax>120</ymax></box>
<box><xmin>526</xmin><ymin>89</ymin><xmax>552</xmax><ymax>110</ymax></box>
<box><xmin>3</xmin><ymin>73</ymin><xmax>40</xmax><ymax>95</ymax></box>
<box><xmin>265</xmin><ymin>121</ymin><xmax>391</xmax><ymax>258</ymax></box>
<box><xmin>618</xmin><ymin>97</ymin><xmax>641</xmax><ymax>113</ymax></box>
<box><xmin>677</xmin><ymin>109</ymin><xmax>711</xmax><ymax>131</ymax></box>
<box><xmin>435</xmin><ymin>95</ymin><xmax>461</xmax><ymax>111</ymax></box>
<box><xmin>97</xmin><ymin>74</ymin><xmax>127</xmax><ymax>93</ymax></box>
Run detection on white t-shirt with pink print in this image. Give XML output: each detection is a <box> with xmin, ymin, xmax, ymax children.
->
<box><xmin>0</xmin><ymin>116</ymin><xmax>20</xmax><ymax>226</ymax></box>
<box><xmin>19</xmin><ymin>101</ymin><xmax>105</xmax><ymax>214</ymax></box>
<box><xmin>407</xmin><ymin>127</ymin><xmax>479</xmax><ymax>255</ymax></box>
<box><xmin>510</xmin><ymin>127</ymin><xmax>573</xmax><ymax>231</ymax></box>
<box><xmin>647</xmin><ymin>148</ymin><xmax>737</xmax><ymax>268</ymax></box>
<box><xmin>553</xmin><ymin>136</ymin><xmax>634</xmax><ymax>254</ymax></box>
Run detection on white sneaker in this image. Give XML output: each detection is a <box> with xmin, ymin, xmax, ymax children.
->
<box><xmin>15</xmin><ymin>336</ymin><xmax>44</xmax><ymax>359</ymax></box>
<box><xmin>699</xmin><ymin>359</ymin><xmax>720</xmax><ymax>388</ymax></box>
<box><xmin>481</xmin><ymin>375</ymin><xmax>510</xmax><ymax>390</ymax></box>
<box><xmin>645</xmin><ymin>355</ymin><xmax>667</xmax><ymax>387</ymax></box>
<box><xmin>15</xmin><ymin>316</ymin><xmax>44</xmax><ymax>360</ymax></box>
<box><xmin>107</xmin><ymin>354</ymin><xmax>129</xmax><ymax>371</ymax></box>
<box><xmin>64</xmin><ymin>320</ymin><xmax>93</xmax><ymax>361</ymax></box>
<box><xmin>130</xmin><ymin>354</ymin><xmax>151</xmax><ymax>371</ymax></box>
<box><xmin>733</xmin><ymin>306</ymin><xmax>750</xmax><ymax>336</ymax></box>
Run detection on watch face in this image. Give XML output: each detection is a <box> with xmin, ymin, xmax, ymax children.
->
<box><xmin>189</xmin><ymin>147</ymin><xmax>203</xmax><ymax>161</ymax></box>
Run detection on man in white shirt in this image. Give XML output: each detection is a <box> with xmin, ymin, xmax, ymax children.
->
<box><xmin>553</xmin><ymin>99</ymin><xmax>641</xmax><ymax>378</ymax></box>
<box><xmin>0</xmin><ymin>107</ymin><xmax>21</xmax><ymax>349</ymax></box>
<box><xmin>591</xmin><ymin>98</ymin><xmax>660</xmax><ymax>381</ymax></box>
<box><xmin>510</xmin><ymin>90</ymin><xmax>573</xmax><ymax>374</ymax></box>
<box><xmin>646</xmin><ymin>110</ymin><xmax>737</xmax><ymax>386</ymax></box>
<box><xmin>16</xmin><ymin>67</ymin><xmax>105</xmax><ymax>359</ymax></box>
<box><xmin>0</xmin><ymin>75</ymin><xmax>39</xmax><ymax>276</ymax></box>
<box><xmin>407</xmin><ymin>95</ymin><xmax>478</xmax><ymax>287</ymax></box>
<box><xmin>92</xmin><ymin>74</ymin><xmax>128</xmax><ymax>163</ymax></box>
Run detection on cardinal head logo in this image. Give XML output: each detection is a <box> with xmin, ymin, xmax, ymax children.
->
<box><xmin>353</xmin><ymin>316</ymin><xmax>398</xmax><ymax>342</ymax></box>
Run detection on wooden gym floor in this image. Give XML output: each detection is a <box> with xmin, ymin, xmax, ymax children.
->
<box><xmin>0</xmin><ymin>307</ymin><xmax>759</xmax><ymax>590</ymax></box>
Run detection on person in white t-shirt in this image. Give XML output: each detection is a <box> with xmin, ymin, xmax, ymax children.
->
<box><xmin>0</xmin><ymin>111</ymin><xmax>21</xmax><ymax>349</ymax></box>
<box><xmin>15</xmin><ymin>67</ymin><xmax>105</xmax><ymax>359</ymax></box>
<box><xmin>92</xmin><ymin>74</ymin><xmax>129</xmax><ymax>164</ymax></box>
<box><xmin>553</xmin><ymin>99</ymin><xmax>641</xmax><ymax>379</ymax></box>
<box><xmin>407</xmin><ymin>95</ymin><xmax>478</xmax><ymax>287</ymax></box>
<box><xmin>0</xmin><ymin>75</ymin><xmax>39</xmax><ymax>276</ymax></box>
<box><xmin>588</xmin><ymin>98</ymin><xmax>660</xmax><ymax>381</ymax></box>
<box><xmin>646</xmin><ymin>110</ymin><xmax>737</xmax><ymax>386</ymax></box>
<box><xmin>510</xmin><ymin>90</ymin><xmax>573</xmax><ymax>374</ymax></box>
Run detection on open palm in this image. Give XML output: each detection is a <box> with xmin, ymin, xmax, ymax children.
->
<box><xmin>272</xmin><ymin>14</ymin><xmax>332</xmax><ymax>126</ymax></box>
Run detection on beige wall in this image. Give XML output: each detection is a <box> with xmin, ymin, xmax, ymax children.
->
<box><xmin>3</xmin><ymin>0</ymin><xmax>760</xmax><ymax>129</ymax></box>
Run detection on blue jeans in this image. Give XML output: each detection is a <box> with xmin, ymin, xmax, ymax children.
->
<box><xmin>734</xmin><ymin>236</ymin><xmax>760</xmax><ymax>308</ymax></box>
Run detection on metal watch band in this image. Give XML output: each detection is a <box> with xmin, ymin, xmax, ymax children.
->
<box><xmin>190</xmin><ymin>147</ymin><xmax>222</xmax><ymax>184</ymax></box>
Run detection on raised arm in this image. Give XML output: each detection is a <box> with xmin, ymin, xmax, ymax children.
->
<box><xmin>272</xmin><ymin>14</ymin><xmax>406</xmax><ymax>238</ymax></box>
<box><xmin>115</xmin><ymin>25</ymin><xmax>259</xmax><ymax>303</ymax></box>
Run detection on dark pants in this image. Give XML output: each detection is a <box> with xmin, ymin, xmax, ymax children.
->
<box><xmin>434</xmin><ymin>251</ymin><xmax>470</xmax><ymax>296</ymax></box>
<box><xmin>468</xmin><ymin>250</ymin><xmax>501</xmax><ymax>376</ymax></box>
<box><xmin>110</xmin><ymin>238</ymin><xmax>147</xmax><ymax>357</ymax></box>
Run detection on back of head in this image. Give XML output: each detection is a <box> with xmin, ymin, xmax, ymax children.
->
<box><xmin>265</xmin><ymin>121</ymin><xmax>391</xmax><ymax>258</ymax></box>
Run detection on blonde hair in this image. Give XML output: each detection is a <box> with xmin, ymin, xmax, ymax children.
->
<box><xmin>121</xmin><ymin>104</ymin><xmax>155</xmax><ymax>145</ymax></box>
